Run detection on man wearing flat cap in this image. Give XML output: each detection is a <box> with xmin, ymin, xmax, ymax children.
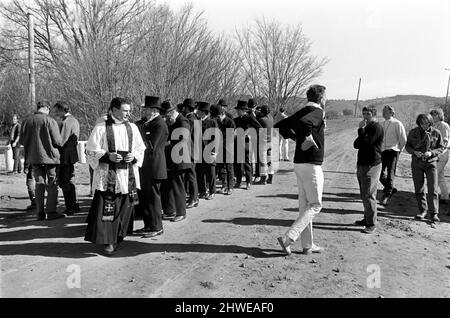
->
<box><xmin>195</xmin><ymin>101</ymin><xmax>219</xmax><ymax>200</ymax></box>
<box><xmin>161</xmin><ymin>100</ymin><xmax>191</xmax><ymax>222</ymax></box>
<box><xmin>234</xmin><ymin>100</ymin><xmax>262</xmax><ymax>190</ymax></box>
<box><xmin>134</xmin><ymin>96</ymin><xmax>168</xmax><ymax>238</ymax></box>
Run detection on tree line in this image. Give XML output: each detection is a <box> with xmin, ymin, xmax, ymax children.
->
<box><xmin>0</xmin><ymin>0</ymin><xmax>327</xmax><ymax>139</ymax></box>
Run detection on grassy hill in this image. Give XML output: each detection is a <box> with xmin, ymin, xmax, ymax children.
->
<box><xmin>326</xmin><ymin>95</ymin><xmax>446</xmax><ymax>131</ymax></box>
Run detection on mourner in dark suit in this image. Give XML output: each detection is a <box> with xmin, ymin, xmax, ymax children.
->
<box><xmin>196</xmin><ymin>102</ymin><xmax>219</xmax><ymax>200</ymax></box>
<box><xmin>247</xmin><ymin>98</ymin><xmax>262</xmax><ymax>182</ymax></box>
<box><xmin>234</xmin><ymin>100</ymin><xmax>262</xmax><ymax>190</ymax></box>
<box><xmin>161</xmin><ymin>100</ymin><xmax>191</xmax><ymax>222</ymax></box>
<box><xmin>181</xmin><ymin>98</ymin><xmax>200</xmax><ymax>209</ymax></box>
<box><xmin>211</xmin><ymin>104</ymin><xmax>236</xmax><ymax>195</ymax></box>
<box><xmin>53</xmin><ymin>101</ymin><xmax>80</xmax><ymax>215</ymax></box>
<box><xmin>134</xmin><ymin>96</ymin><xmax>169</xmax><ymax>237</ymax></box>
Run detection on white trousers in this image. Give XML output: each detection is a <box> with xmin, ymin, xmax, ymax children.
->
<box><xmin>285</xmin><ymin>163</ymin><xmax>324</xmax><ymax>249</ymax></box>
<box><xmin>437</xmin><ymin>151</ymin><xmax>449</xmax><ymax>200</ymax></box>
<box><xmin>280</xmin><ymin>138</ymin><xmax>289</xmax><ymax>160</ymax></box>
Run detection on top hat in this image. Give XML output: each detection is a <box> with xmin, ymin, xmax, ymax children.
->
<box><xmin>160</xmin><ymin>100</ymin><xmax>176</xmax><ymax>114</ymax></box>
<box><xmin>218</xmin><ymin>99</ymin><xmax>228</xmax><ymax>106</ymax></box>
<box><xmin>144</xmin><ymin>96</ymin><xmax>162</xmax><ymax>109</ymax></box>
<box><xmin>182</xmin><ymin>98</ymin><xmax>195</xmax><ymax>110</ymax></box>
<box><xmin>196</xmin><ymin>101</ymin><xmax>210</xmax><ymax>113</ymax></box>
<box><xmin>235</xmin><ymin>100</ymin><xmax>249</xmax><ymax>110</ymax></box>
<box><xmin>248</xmin><ymin>98</ymin><xmax>257</xmax><ymax>109</ymax></box>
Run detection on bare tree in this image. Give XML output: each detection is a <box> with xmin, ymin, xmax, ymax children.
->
<box><xmin>235</xmin><ymin>18</ymin><xmax>328</xmax><ymax>112</ymax></box>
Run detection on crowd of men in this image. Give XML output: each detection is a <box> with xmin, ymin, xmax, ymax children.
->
<box><xmin>10</xmin><ymin>84</ymin><xmax>450</xmax><ymax>256</ymax></box>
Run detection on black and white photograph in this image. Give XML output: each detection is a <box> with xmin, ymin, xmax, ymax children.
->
<box><xmin>0</xmin><ymin>0</ymin><xmax>449</xmax><ymax>302</ymax></box>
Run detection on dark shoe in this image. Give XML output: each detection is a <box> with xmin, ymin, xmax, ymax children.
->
<box><xmin>391</xmin><ymin>188</ymin><xmax>397</xmax><ymax>195</ymax></box>
<box><xmin>104</xmin><ymin>244</ymin><xmax>115</xmax><ymax>256</ymax></box>
<box><xmin>414</xmin><ymin>212</ymin><xmax>427</xmax><ymax>220</ymax></box>
<box><xmin>186</xmin><ymin>199</ymin><xmax>199</xmax><ymax>209</ymax></box>
<box><xmin>27</xmin><ymin>202</ymin><xmax>37</xmax><ymax>210</ymax></box>
<box><xmin>199</xmin><ymin>193</ymin><xmax>208</xmax><ymax>199</ymax></box>
<box><xmin>430</xmin><ymin>214</ymin><xmax>440</xmax><ymax>223</ymax></box>
<box><xmin>172</xmin><ymin>215</ymin><xmax>186</xmax><ymax>222</ymax></box>
<box><xmin>267</xmin><ymin>174</ymin><xmax>273</xmax><ymax>184</ymax></box>
<box><xmin>36</xmin><ymin>213</ymin><xmax>46</xmax><ymax>221</ymax></box>
<box><xmin>362</xmin><ymin>225</ymin><xmax>376</xmax><ymax>234</ymax></box>
<box><xmin>225</xmin><ymin>189</ymin><xmax>233</xmax><ymax>196</ymax></box>
<box><xmin>162</xmin><ymin>213</ymin><xmax>176</xmax><ymax>220</ymax></box>
<box><xmin>354</xmin><ymin>219</ymin><xmax>366</xmax><ymax>226</ymax></box>
<box><xmin>234</xmin><ymin>183</ymin><xmax>241</xmax><ymax>189</ymax></box>
<box><xmin>255</xmin><ymin>176</ymin><xmax>267</xmax><ymax>185</ymax></box>
<box><xmin>142</xmin><ymin>229</ymin><xmax>164</xmax><ymax>238</ymax></box>
<box><xmin>46</xmin><ymin>212</ymin><xmax>66</xmax><ymax>220</ymax></box>
<box><xmin>134</xmin><ymin>227</ymin><xmax>152</xmax><ymax>235</ymax></box>
<box><xmin>205</xmin><ymin>193</ymin><xmax>215</xmax><ymax>200</ymax></box>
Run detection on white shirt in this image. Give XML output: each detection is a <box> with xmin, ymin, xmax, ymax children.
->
<box><xmin>381</xmin><ymin>117</ymin><xmax>407</xmax><ymax>152</ymax></box>
<box><xmin>86</xmin><ymin>118</ymin><xmax>146</xmax><ymax>194</ymax></box>
<box><xmin>434</xmin><ymin>120</ymin><xmax>450</xmax><ymax>149</ymax></box>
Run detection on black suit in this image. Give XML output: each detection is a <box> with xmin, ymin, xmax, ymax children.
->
<box><xmin>234</xmin><ymin>113</ymin><xmax>262</xmax><ymax>185</ymax></box>
<box><xmin>216</xmin><ymin>115</ymin><xmax>236</xmax><ymax>190</ymax></box>
<box><xmin>137</xmin><ymin>115</ymin><xmax>168</xmax><ymax>231</ymax></box>
<box><xmin>184</xmin><ymin>112</ymin><xmax>199</xmax><ymax>201</ymax></box>
<box><xmin>162</xmin><ymin>113</ymin><xmax>191</xmax><ymax>216</ymax></box>
<box><xmin>196</xmin><ymin>116</ymin><xmax>218</xmax><ymax>196</ymax></box>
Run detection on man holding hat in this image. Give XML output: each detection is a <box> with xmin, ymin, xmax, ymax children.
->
<box><xmin>134</xmin><ymin>96</ymin><xmax>168</xmax><ymax>238</ymax></box>
<box><xmin>195</xmin><ymin>101</ymin><xmax>219</xmax><ymax>200</ymax></box>
<box><xmin>379</xmin><ymin>105</ymin><xmax>406</xmax><ymax>205</ymax></box>
<box><xmin>234</xmin><ymin>100</ymin><xmax>262</xmax><ymax>190</ymax></box>
<box><xmin>161</xmin><ymin>100</ymin><xmax>191</xmax><ymax>222</ymax></box>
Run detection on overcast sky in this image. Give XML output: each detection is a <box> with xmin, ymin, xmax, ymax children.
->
<box><xmin>159</xmin><ymin>0</ymin><xmax>449</xmax><ymax>100</ymax></box>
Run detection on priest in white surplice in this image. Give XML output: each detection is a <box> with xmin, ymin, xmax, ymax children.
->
<box><xmin>84</xmin><ymin>97</ymin><xmax>146</xmax><ymax>255</ymax></box>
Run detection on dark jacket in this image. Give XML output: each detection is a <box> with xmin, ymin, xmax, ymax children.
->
<box><xmin>275</xmin><ymin>105</ymin><xmax>325</xmax><ymax>165</ymax></box>
<box><xmin>166</xmin><ymin>113</ymin><xmax>191</xmax><ymax>171</ymax></box>
<box><xmin>405</xmin><ymin>126</ymin><xmax>445</xmax><ymax>163</ymax></box>
<box><xmin>138</xmin><ymin>115</ymin><xmax>169</xmax><ymax>180</ymax></box>
<box><xmin>10</xmin><ymin>123</ymin><xmax>21</xmax><ymax>145</ymax></box>
<box><xmin>20</xmin><ymin>112</ymin><xmax>62</xmax><ymax>165</ymax></box>
<box><xmin>353</xmin><ymin>120</ymin><xmax>384</xmax><ymax>166</ymax></box>
<box><xmin>59</xmin><ymin>114</ymin><xmax>80</xmax><ymax>165</ymax></box>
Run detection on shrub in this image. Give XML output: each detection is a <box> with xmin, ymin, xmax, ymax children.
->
<box><xmin>325</xmin><ymin>110</ymin><xmax>340</xmax><ymax>120</ymax></box>
<box><xmin>342</xmin><ymin>109</ymin><xmax>354</xmax><ymax>116</ymax></box>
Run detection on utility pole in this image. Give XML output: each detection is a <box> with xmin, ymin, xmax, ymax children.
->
<box><xmin>445</xmin><ymin>68</ymin><xmax>450</xmax><ymax>110</ymax></box>
<box><xmin>28</xmin><ymin>13</ymin><xmax>35</xmax><ymax>112</ymax></box>
<box><xmin>354</xmin><ymin>78</ymin><xmax>361</xmax><ymax>117</ymax></box>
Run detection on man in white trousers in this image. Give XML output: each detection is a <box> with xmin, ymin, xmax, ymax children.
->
<box><xmin>274</xmin><ymin>85</ymin><xmax>327</xmax><ymax>255</ymax></box>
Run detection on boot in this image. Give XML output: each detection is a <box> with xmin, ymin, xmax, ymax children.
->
<box><xmin>267</xmin><ymin>174</ymin><xmax>273</xmax><ymax>184</ymax></box>
<box><xmin>255</xmin><ymin>176</ymin><xmax>267</xmax><ymax>185</ymax></box>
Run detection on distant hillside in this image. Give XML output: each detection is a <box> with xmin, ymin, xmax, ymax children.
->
<box><xmin>326</xmin><ymin>95</ymin><xmax>446</xmax><ymax>131</ymax></box>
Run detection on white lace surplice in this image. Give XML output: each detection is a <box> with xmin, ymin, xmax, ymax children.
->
<box><xmin>86</xmin><ymin>121</ymin><xmax>146</xmax><ymax>194</ymax></box>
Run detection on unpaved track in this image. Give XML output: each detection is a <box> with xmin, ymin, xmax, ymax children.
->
<box><xmin>1</xmin><ymin>117</ymin><xmax>449</xmax><ymax>298</ymax></box>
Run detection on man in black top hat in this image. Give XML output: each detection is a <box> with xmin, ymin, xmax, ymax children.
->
<box><xmin>195</xmin><ymin>101</ymin><xmax>219</xmax><ymax>200</ymax></box>
<box><xmin>218</xmin><ymin>99</ymin><xmax>234</xmax><ymax>120</ymax></box>
<box><xmin>134</xmin><ymin>96</ymin><xmax>168</xmax><ymax>238</ymax></box>
<box><xmin>180</xmin><ymin>98</ymin><xmax>200</xmax><ymax>208</ymax></box>
<box><xmin>161</xmin><ymin>100</ymin><xmax>191</xmax><ymax>222</ymax></box>
<box><xmin>234</xmin><ymin>100</ymin><xmax>262</xmax><ymax>190</ymax></box>
<box><xmin>211</xmin><ymin>104</ymin><xmax>236</xmax><ymax>195</ymax></box>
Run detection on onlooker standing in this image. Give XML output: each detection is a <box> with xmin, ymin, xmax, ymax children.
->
<box><xmin>379</xmin><ymin>105</ymin><xmax>407</xmax><ymax>205</ymax></box>
<box><xmin>134</xmin><ymin>96</ymin><xmax>168</xmax><ymax>238</ymax></box>
<box><xmin>274</xmin><ymin>108</ymin><xmax>289</xmax><ymax>161</ymax></box>
<box><xmin>211</xmin><ymin>104</ymin><xmax>236</xmax><ymax>195</ymax></box>
<box><xmin>275</xmin><ymin>85</ymin><xmax>327</xmax><ymax>255</ymax></box>
<box><xmin>255</xmin><ymin>105</ymin><xmax>274</xmax><ymax>185</ymax></box>
<box><xmin>9</xmin><ymin>114</ymin><xmax>23</xmax><ymax>173</ymax></box>
<box><xmin>53</xmin><ymin>101</ymin><xmax>80</xmax><ymax>215</ymax></box>
<box><xmin>20</xmin><ymin>101</ymin><xmax>65</xmax><ymax>221</ymax></box>
<box><xmin>406</xmin><ymin>114</ymin><xmax>445</xmax><ymax>224</ymax></box>
<box><xmin>353</xmin><ymin>106</ymin><xmax>384</xmax><ymax>234</ymax></box>
<box><xmin>430</xmin><ymin>109</ymin><xmax>450</xmax><ymax>204</ymax></box>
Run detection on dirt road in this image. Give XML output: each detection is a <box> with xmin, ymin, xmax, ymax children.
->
<box><xmin>1</xmin><ymin>117</ymin><xmax>449</xmax><ymax>298</ymax></box>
